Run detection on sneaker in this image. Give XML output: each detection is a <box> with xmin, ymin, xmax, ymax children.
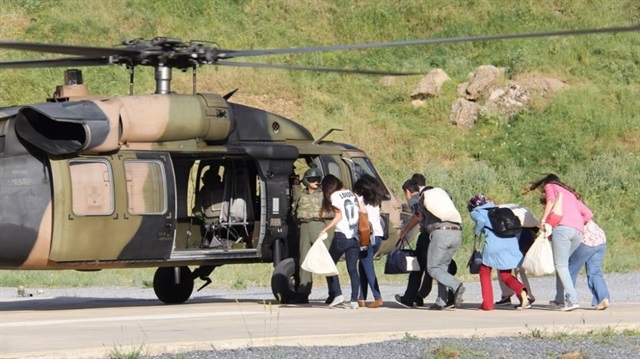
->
<box><xmin>367</xmin><ymin>299</ymin><xmax>383</xmax><ymax>308</ymax></box>
<box><xmin>328</xmin><ymin>295</ymin><xmax>345</xmax><ymax>308</ymax></box>
<box><xmin>346</xmin><ymin>301</ymin><xmax>359</xmax><ymax>309</ymax></box>
<box><xmin>415</xmin><ymin>297</ymin><xmax>425</xmax><ymax>307</ymax></box>
<box><xmin>394</xmin><ymin>294</ymin><xmax>415</xmax><ymax>308</ymax></box>
<box><xmin>516</xmin><ymin>291</ymin><xmax>529</xmax><ymax>310</ymax></box>
<box><xmin>548</xmin><ymin>300</ymin><xmax>565</xmax><ymax>309</ymax></box>
<box><xmin>595</xmin><ymin>298</ymin><xmax>610</xmax><ymax>310</ymax></box>
<box><xmin>561</xmin><ymin>303</ymin><xmax>580</xmax><ymax>312</ymax></box>
<box><xmin>445</xmin><ymin>294</ymin><xmax>455</xmax><ymax>308</ymax></box>
<box><xmin>446</xmin><ymin>289</ymin><xmax>455</xmax><ymax>306</ymax></box>
<box><xmin>453</xmin><ymin>284</ymin><xmax>465</xmax><ymax>308</ymax></box>
<box><xmin>324</xmin><ymin>294</ymin><xmax>335</xmax><ymax>305</ymax></box>
<box><xmin>429</xmin><ymin>304</ymin><xmax>454</xmax><ymax>311</ymax></box>
<box><xmin>495</xmin><ymin>296</ymin><xmax>512</xmax><ymax>307</ymax></box>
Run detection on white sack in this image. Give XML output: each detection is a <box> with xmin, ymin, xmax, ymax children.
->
<box><xmin>301</xmin><ymin>234</ymin><xmax>339</xmax><ymax>276</ymax></box>
<box><xmin>522</xmin><ymin>230</ymin><xmax>555</xmax><ymax>276</ymax></box>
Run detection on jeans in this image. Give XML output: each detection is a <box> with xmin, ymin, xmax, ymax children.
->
<box><xmin>427</xmin><ymin>229</ymin><xmax>462</xmax><ymax>306</ymax></box>
<box><xmin>358</xmin><ymin>236</ymin><xmax>382</xmax><ymax>301</ymax></box>
<box><xmin>551</xmin><ymin>225</ymin><xmax>583</xmax><ymax>306</ymax></box>
<box><xmin>569</xmin><ymin>243</ymin><xmax>610</xmax><ymax>306</ymax></box>
<box><xmin>326</xmin><ymin>232</ymin><xmax>360</xmax><ymax>302</ymax></box>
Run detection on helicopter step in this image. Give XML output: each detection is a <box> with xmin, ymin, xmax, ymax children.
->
<box><xmin>168</xmin><ymin>248</ymin><xmax>260</xmax><ymax>262</ymax></box>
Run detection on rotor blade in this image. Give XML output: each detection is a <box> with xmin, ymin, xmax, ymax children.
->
<box><xmin>0</xmin><ymin>57</ymin><xmax>111</xmax><ymax>69</ymax></box>
<box><xmin>216</xmin><ymin>61</ymin><xmax>423</xmax><ymax>76</ymax></box>
<box><xmin>0</xmin><ymin>41</ymin><xmax>140</xmax><ymax>57</ymax></box>
<box><xmin>216</xmin><ymin>25</ymin><xmax>640</xmax><ymax>59</ymax></box>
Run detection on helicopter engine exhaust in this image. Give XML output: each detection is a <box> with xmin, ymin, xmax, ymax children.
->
<box><xmin>13</xmin><ymin>93</ymin><xmax>232</xmax><ymax>155</ymax></box>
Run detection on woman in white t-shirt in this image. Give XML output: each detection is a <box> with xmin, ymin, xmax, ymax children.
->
<box><xmin>319</xmin><ymin>174</ymin><xmax>360</xmax><ymax>309</ymax></box>
<box><xmin>353</xmin><ymin>174</ymin><xmax>385</xmax><ymax>308</ymax></box>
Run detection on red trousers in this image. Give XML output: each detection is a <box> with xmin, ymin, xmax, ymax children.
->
<box><xmin>479</xmin><ymin>264</ymin><xmax>525</xmax><ymax>310</ymax></box>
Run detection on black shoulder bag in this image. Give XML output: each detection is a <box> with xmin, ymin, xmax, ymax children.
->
<box><xmin>467</xmin><ymin>234</ymin><xmax>483</xmax><ymax>274</ymax></box>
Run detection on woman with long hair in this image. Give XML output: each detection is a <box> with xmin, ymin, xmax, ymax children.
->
<box><xmin>353</xmin><ymin>174</ymin><xmax>385</xmax><ymax>308</ymax></box>
<box><xmin>524</xmin><ymin>174</ymin><xmax>593</xmax><ymax>311</ymax></box>
<box><xmin>319</xmin><ymin>174</ymin><xmax>361</xmax><ymax>309</ymax></box>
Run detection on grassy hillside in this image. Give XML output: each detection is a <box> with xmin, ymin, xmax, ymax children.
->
<box><xmin>1</xmin><ymin>0</ymin><xmax>638</xmax><ymax>280</ymax></box>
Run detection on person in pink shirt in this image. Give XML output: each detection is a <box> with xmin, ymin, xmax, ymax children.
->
<box><xmin>524</xmin><ymin>174</ymin><xmax>592</xmax><ymax>311</ymax></box>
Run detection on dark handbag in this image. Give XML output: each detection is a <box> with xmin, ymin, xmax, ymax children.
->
<box><xmin>467</xmin><ymin>235</ymin><xmax>483</xmax><ymax>274</ymax></box>
<box><xmin>384</xmin><ymin>238</ymin><xmax>419</xmax><ymax>274</ymax></box>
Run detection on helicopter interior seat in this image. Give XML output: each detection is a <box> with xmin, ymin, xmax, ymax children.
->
<box><xmin>218</xmin><ymin>165</ymin><xmax>255</xmax><ymax>248</ymax></box>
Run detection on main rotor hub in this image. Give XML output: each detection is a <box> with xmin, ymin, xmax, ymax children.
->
<box><xmin>112</xmin><ymin>37</ymin><xmax>218</xmax><ymax>70</ymax></box>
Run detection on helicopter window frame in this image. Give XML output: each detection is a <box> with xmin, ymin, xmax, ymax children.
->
<box><xmin>68</xmin><ymin>159</ymin><xmax>115</xmax><ymax>216</ymax></box>
<box><xmin>344</xmin><ymin>156</ymin><xmax>391</xmax><ymax>200</ymax></box>
<box><xmin>124</xmin><ymin>159</ymin><xmax>168</xmax><ymax>215</ymax></box>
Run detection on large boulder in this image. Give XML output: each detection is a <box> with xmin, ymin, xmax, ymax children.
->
<box><xmin>411</xmin><ymin>69</ymin><xmax>451</xmax><ymax>100</ymax></box>
<box><xmin>449</xmin><ymin>98</ymin><xmax>481</xmax><ymax>129</ymax></box>
<box><xmin>516</xmin><ymin>74</ymin><xmax>567</xmax><ymax>98</ymax></box>
<box><xmin>483</xmin><ymin>83</ymin><xmax>530</xmax><ymax>118</ymax></box>
<box><xmin>461</xmin><ymin>65</ymin><xmax>504</xmax><ymax>101</ymax></box>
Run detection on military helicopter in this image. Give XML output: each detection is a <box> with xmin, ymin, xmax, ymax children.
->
<box><xmin>0</xmin><ymin>25</ymin><xmax>637</xmax><ymax>304</ymax></box>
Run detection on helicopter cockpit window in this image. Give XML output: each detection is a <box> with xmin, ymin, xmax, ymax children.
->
<box><xmin>124</xmin><ymin>160</ymin><xmax>167</xmax><ymax>215</ymax></box>
<box><xmin>349</xmin><ymin>157</ymin><xmax>391</xmax><ymax>199</ymax></box>
<box><xmin>318</xmin><ymin>155</ymin><xmax>343</xmax><ymax>181</ymax></box>
<box><xmin>69</xmin><ymin>160</ymin><xmax>114</xmax><ymax>216</ymax></box>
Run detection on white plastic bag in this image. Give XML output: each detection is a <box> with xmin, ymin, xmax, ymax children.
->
<box><xmin>301</xmin><ymin>234</ymin><xmax>339</xmax><ymax>276</ymax></box>
<box><xmin>522</xmin><ymin>229</ymin><xmax>555</xmax><ymax>276</ymax></box>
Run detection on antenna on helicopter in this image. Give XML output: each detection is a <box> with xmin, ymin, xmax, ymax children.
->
<box><xmin>313</xmin><ymin>128</ymin><xmax>343</xmax><ymax>144</ymax></box>
<box><xmin>192</xmin><ymin>65</ymin><xmax>197</xmax><ymax>95</ymax></box>
<box><xmin>127</xmin><ymin>62</ymin><xmax>135</xmax><ymax>95</ymax></box>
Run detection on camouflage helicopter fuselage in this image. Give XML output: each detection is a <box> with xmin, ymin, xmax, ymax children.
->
<box><xmin>0</xmin><ymin>93</ymin><xmax>405</xmax><ymax>274</ymax></box>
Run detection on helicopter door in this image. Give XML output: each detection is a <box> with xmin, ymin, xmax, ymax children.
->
<box><xmin>49</xmin><ymin>152</ymin><xmax>176</xmax><ymax>262</ymax></box>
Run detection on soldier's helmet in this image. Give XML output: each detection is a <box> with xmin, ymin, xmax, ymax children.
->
<box><xmin>203</xmin><ymin>168</ymin><xmax>221</xmax><ymax>186</ymax></box>
<box><xmin>302</xmin><ymin>167</ymin><xmax>323</xmax><ymax>186</ymax></box>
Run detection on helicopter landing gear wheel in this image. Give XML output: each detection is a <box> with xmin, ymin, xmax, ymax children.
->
<box><xmin>271</xmin><ymin>258</ymin><xmax>297</xmax><ymax>304</ymax></box>
<box><xmin>153</xmin><ymin>266</ymin><xmax>194</xmax><ymax>304</ymax></box>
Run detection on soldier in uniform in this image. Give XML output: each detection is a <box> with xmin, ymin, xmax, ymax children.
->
<box><xmin>192</xmin><ymin>168</ymin><xmax>224</xmax><ymax>248</ymax></box>
<box><xmin>291</xmin><ymin>167</ymin><xmax>325</xmax><ymax>303</ymax></box>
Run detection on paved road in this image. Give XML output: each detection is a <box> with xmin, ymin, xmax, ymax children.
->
<box><xmin>1</xmin><ymin>273</ymin><xmax>639</xmax><ymax>359</ymax></box>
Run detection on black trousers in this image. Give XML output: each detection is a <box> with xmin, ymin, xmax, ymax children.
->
<box><xmin>403</xmin><ymin>231</ymin><xmax>457</xmax><ymax>301</ymax></box>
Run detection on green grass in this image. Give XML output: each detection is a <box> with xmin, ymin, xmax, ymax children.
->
<box><xmin>1</xmin><ymin>0</ymin><xmax>639</xmax><ymax>283</ymax></box>
<box><xmin>109</xmin><ymin>344</ymin><xmax>143</xmax><ymax>359</ymax></box>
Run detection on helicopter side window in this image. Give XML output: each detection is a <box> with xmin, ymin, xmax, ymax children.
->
<box><xmin>69</xmin><ymin>160</ymin><xmax>114</xmax><ymax>216</ymax></box>
<box><xmin>349</xmin><ymin>157</ymin><xmax>391</xmax><ymax>199</ymax></box>
<box><xmin>124</xmin><ymin>160</ymin><xmax>167</xmax><ymax>215</ymax></box>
